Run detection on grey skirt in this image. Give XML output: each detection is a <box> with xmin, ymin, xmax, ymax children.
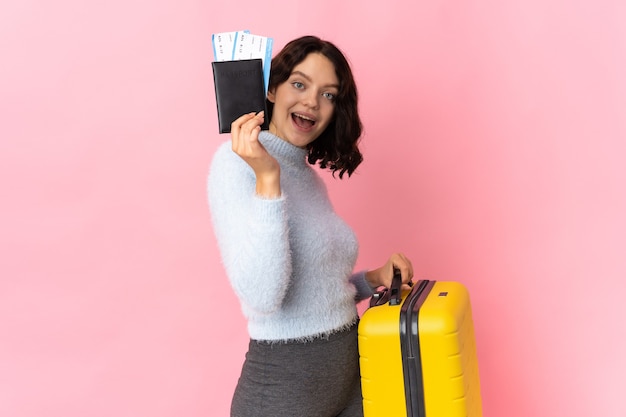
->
<box><xmin>230</xmin><ymin>322</ymin><xmax>363</xmax><ymax>417</ymax></box>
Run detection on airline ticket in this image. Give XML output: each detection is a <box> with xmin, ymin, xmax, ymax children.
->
<box><xmin>212</xmin><ymin>30</ymin><xmax>273</xmax><ymax>92</ymax></box>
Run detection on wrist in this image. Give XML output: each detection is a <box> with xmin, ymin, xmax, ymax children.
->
<box><xmin>255</xmin><ymin>169</ymin><xmax>281</xmax><ymax>198</ymax></box>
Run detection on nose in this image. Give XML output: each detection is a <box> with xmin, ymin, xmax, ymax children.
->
<box><xmin>302</xmin><ymin>90</ymin><xmax>319</xmax><ymax>109</ymax></box>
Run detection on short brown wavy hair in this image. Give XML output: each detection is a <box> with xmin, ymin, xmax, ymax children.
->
<box><xmin>266</xmin><ymin>36</ymin><xmax>363</xmax><ymax>178</ymax></box>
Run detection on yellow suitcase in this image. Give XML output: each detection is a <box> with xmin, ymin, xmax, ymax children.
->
<box><xmin>358</xmin><ymin>274</ymin><xmax>483</xmax><ymax>416</ymax></box>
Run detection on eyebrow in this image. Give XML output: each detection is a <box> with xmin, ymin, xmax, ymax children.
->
<box><xmin>290</xmin><ymin>71</ymin><xmax>339</xmax><ymax>89</ymax></box>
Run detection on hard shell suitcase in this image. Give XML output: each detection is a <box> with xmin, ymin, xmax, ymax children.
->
<box><xmin>358</xmin><ymin>273</ymin><xmax>483</xmax><ymax>416</ymax></box>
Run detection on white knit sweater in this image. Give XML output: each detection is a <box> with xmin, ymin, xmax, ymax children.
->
<box><xmin>208</xmin><ymin>131</ymin><xmax>374</xmax><ymax>341</ymax></box>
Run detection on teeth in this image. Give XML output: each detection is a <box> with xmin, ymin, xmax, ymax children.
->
<box><xmin>294</xmin><ymin>113</ymin><xmax>314</xmax><ymax>122</ymax></box>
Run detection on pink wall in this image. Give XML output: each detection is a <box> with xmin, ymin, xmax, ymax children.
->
<box><xmin>2</xmin><ymin>1</ymin><xmax>625</xmax><ymax>416</ymax></box>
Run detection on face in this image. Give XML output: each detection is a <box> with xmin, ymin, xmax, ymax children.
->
<box><xmin>267</xmin><ymin>52</ymin><xmax>338</xmax><ymax>148</ymax></box>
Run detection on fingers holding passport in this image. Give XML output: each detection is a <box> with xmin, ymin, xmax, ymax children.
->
<box><xmin>231</xmin><ymin>111</ymin><xmax>279</xmax><ymax>183</ymax></box>
<box><xmin>231</xmin><ymin>111</ymin><xmax>265</xmax><ymax>156</ymax></box>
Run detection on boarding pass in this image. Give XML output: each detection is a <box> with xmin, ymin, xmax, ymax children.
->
<box><xmin>212</xmin><ymin>30</ymin><xmax>273</xmax><ymax>92</ymax></box>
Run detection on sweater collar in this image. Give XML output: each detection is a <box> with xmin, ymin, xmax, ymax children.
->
<box><xmin>259</xmin><ymin>131</ymin><xmax>308</xmax><ymax>166</ymax></box>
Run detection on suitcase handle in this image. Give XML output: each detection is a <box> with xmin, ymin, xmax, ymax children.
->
<box><xmin>388</xmin><ymin>268</ymin><xmax>403</xmax><ymax>305</ymax></box>
<box><xmin>369</xmin><ymin>268</ymin><xmax>408</xmax><ymax>307</ymax></box>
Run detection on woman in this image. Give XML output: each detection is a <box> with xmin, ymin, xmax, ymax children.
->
<box><xmin>208</xmin><ymin>35</ymin><xmax>414</xmax><ymax>417</ymax></box>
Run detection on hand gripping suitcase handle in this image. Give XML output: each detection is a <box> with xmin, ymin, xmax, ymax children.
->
<box><xmin>388</xmin><ymin>268</ymin><xmax>403</xmax><ymax>305</ymax></box>
<box><xmin>369</xmin><ymin>268</ymin><xmax>405</xmax><ymax>307</ymax></box>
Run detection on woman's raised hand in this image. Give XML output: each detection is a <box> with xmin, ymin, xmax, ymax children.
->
<box><xmin>231</xmin><ymin>111</ymin><xmax>281</xmax><ymax>198</ymax></box>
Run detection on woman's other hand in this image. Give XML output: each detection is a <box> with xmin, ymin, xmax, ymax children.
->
<box><xmin>365</xmin><ymin>253</ymin><xmax>414</xmax><ymax>289</ymax></box>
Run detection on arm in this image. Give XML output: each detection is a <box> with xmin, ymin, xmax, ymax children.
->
<box><xmin>349</xmin><ymin>271</ymin><xmax>375</xmax><ymax>302</ymax></box>
<box><xmin>208</xmin><ymin>115</ymin><xmax>293</xmax><ymax>315</ymax></box>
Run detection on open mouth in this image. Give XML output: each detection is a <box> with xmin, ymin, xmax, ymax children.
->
<box><xmin>292</xmin><ymin>113</ymin><xmax>316</xmax><ymax>129</ymax></box>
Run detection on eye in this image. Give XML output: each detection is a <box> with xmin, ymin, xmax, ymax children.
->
<box><xmin>322</xmin><ymin>92</ymin><xmax>336</xmax><ymax>101</ymax></box>
<box><xmin>292</xmin><ymin>81</ymin><xmax>305</xmax><ymax>89</ymax></box>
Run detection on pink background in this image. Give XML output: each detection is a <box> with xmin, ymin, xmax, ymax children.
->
<box><xmin>2</xmin><ymin>1</ymin><xmax>625</xmax><ymax>416</ymax></box>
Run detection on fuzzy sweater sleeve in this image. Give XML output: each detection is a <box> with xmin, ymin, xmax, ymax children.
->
<box><xmin>208</xmin><ymin>142</ymin><xmax>292</xmax><ymax>315</ymax></box>
<box><xmin>349</xmin><ymin>270</ymin><xmax>376</xmax><ymax>302</ymax></box>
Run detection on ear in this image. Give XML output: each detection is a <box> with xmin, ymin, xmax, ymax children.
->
<box><xmin>267</xmin><ymin>88</ymin><xmax>276</xmax><ymax>103</ymax></box>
